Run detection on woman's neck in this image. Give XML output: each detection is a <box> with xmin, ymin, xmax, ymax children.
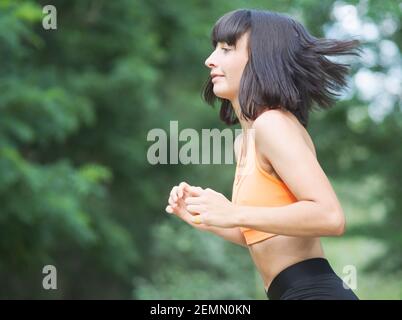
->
<box><xmin>231</xmin><ymin>98</ymin><xmax>253</xmax><ymax>131</ymax></box>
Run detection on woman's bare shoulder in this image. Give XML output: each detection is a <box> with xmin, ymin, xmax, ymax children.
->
<box><xmin>252</xmin><ymin>109</ymin><xmax>316</xmax><ymax>158</ymax></box>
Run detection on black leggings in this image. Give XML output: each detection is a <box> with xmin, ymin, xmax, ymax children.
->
<box><xmin>266</xmin><ymin>257</ymin><xmax>359</xmax><ymax>300</ymax></box>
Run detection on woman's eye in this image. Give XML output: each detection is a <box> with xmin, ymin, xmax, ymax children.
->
<box><xmin>221</xmin><ymin>47</ymin><xmax>231</xmax><ymax>52</ymax></box>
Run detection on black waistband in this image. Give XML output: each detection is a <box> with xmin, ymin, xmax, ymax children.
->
<box><xmin>267</xmin><ymin>257</ymin><xmax>335</xmax><ymax>300</ymax></box>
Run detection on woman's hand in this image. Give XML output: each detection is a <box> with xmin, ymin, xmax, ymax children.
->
<box><xmin>184</xmin><ymin>187</ymin><xmax>238</xmax><ymax>228</ymax></box>
<box><xmin>166</xmin><ymin>182</ymin><xmax>210</xmax><ymax>231</ymax></box>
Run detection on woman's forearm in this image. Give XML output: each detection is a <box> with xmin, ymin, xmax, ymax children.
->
<box><xmin>202</xmin><ymin>225</ymin><xmax>248</xmax><ymax>248</ymax></box>
<box><xmin>233</xmin><ymin>200</ymin><xmax>345</xmax><ymax>237</ymax></box>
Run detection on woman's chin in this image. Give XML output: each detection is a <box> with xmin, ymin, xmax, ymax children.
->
<box><xmin>213</xmin><ymin>88</ymin><xmax>231</xmax><ymax>100</ymax></box>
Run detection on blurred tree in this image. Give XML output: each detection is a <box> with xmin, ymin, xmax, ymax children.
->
<box><xmin>0</xmin><ymin>0</ymin><xmax>400</xmax><ymax>299</ymax></box>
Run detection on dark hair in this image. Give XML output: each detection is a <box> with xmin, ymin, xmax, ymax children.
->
<box><xmin>202</xmin><ymin>9</ymin><xmax>362</xmax><ymax>128</ymax></box>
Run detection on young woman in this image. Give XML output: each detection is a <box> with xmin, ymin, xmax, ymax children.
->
<box><xmin>166</xmin><ymin>8</ymin><xmax>361</xmax><ymax>300</ymax></box>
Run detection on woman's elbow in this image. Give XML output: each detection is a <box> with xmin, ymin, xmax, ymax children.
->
<box><xmin>328</xmin><ymin>210</ymin><xmax>346</xmax><ymax>236</ymax></box>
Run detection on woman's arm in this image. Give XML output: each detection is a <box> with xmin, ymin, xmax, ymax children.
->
<box><xmin>185</xmin><ymin>111</ymin><xmax>346</xmax><ymax>236</ymax></box>
<box><xmin>237</xmin><ymin>111</ymin><xmax>345</xmax><ymax>237</ymax></box>
<box><xmin>201</xmin><ymin>225</ymin><xmax>247</xmax><ymax>247</ymax></box>
<box><xmin>233</xmin><ymin>200</ymin><xmax>344</xmax><ymax>237</ymax></box>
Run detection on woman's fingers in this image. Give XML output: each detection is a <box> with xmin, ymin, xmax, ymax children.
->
<box><xmin>166</xmin><ymin>202</ymin><xmax>209</xmax><ymax>231</ymax></box>
<box><xmin>172</xmin><ymin>206</ymin><xmax>207</xmax><ymax>228</ymax></box>
<box><xmin>184</xmin><ymin>196</ymin><xmax>202</xmax><ymax>205</ymax></box>
<box><xmin>183</xmin><ymin>189</ymin><xmax>191</xmax><ymax>198</ymax></box>
<box><xmin>166</xmin><ymin>183</ymin><xmax>205</xmax><ymax>221</ymax></box>
<box><xmin>178</xmin><ymin>181</ymin><xmax>190</xmax><ymax>199</ymax></box>
<box><xmin>169</xmin><ymin>183</ymin><xmax>200</xmax><ymax>199</ymax></box>
<box><xmin>167</xmin><ymin>182</ymin><xmax>193</xmax><ymax>208</ymax></box>
<box><xmin>168</xmin><ymin>196</ymin><xmax>177</xmax><ymax>208</ymax></box>
<box><xmin>166</xmin><ymin>203</ymin><xmax>181</xmax><ymax>216</ymax></box>
<box><xmin>191</xmin><ymin>214</ymin><xmax>203</xmax><ymax>224</ymax></box>
<box><xmin>171</xmin><ymin>186</ymin><xmax>179</xmax><ymax>202</ymax></box>
<box><xmin>185</xmin><ymin>204</ymin><xmax>203</xmax><ymax>215</ymax></box>
<box><xmin>168</xmin><ymin>189</ymin><xmax>190</xmax><ymax>208</ymax></box>
<box><xmin>167</xmin><ymin>202</ymin><xmax>188</xmax><ymax>220</ymax></box>
<box><xmin>184</xmin><ymin>185</ymin><xmax>204</xmax><ymax>197</ymax></box>
<box><xmin>169</xmin><ymin>182</ymin><xmax>190</xmax><ymax>205</ymax></box>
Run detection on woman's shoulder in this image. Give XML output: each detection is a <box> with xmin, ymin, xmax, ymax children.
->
<box><xmin>252</xmin><ymin>108</ymin><xmax>292</xmax><ymax>129</ymax></box>
<box><xmin>252</xmin><ymin>109</ymin><xmax>295</xmax><ymax>143</ymax></box>
<box><xmin>252</xmin><ymin>108</ymin><xmax>317</xmax><ymax>158</ymax></box>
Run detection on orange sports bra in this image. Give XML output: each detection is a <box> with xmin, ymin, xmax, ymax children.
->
<box><xmin>232</xmin><ymin>132</ymin><xmax>297</xmax><ymax>246</ymax></box>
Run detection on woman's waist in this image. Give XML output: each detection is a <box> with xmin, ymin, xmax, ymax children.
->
<box><xmin>247</xmin><ymin>236</ymin><xmax>325</xmax><ymax>290</ymax></box>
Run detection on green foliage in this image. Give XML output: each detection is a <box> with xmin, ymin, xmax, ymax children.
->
<box><xmin>0</xmin><ymin>0</ymin><xmax>400</xmax><ymax>299</ymax></box>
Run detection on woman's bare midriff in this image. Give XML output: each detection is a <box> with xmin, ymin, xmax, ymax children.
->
<box><xmin>249</xmin><ymin>108</ymin><xmax>325</xmax><ymax>293</ymax></box>
<box><xmin>248</xmin><ymin>235</ymin><xmax>326</xmax><ymax>292</ymax></box>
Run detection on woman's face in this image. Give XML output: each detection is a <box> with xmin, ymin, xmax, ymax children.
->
<box><xmin>204</xmin><ymin>32</ymin><xmax>249</xmax><ymax>101</ymax></box>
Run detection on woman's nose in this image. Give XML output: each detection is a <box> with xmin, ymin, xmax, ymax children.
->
<box><xmin>204</xmin><ymin>53</ymin><xmax>217</xmax><ymax>69</ymax></box>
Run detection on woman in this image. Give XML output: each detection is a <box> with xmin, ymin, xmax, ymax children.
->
<box><xmin>166</xmin><ymin>9</ymin><xmax>361</xmax><ymax>300</ymax></box>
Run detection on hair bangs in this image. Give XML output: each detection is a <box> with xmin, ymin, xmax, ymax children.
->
<box><xmin>211</xmin><ymin>9</ymin><xmax>251</xmax><ymax>48</ymax></box>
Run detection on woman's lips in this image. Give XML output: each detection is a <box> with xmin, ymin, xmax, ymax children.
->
<box><xmin>212</xmin><ymin>75</ymin><xmax>224</xmax><ymax>82</ymax></box>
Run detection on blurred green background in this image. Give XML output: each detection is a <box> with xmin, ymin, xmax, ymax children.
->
<box><xmin>0</xmin><ymin>0</ymin><xmax>401</xmax><ymax>299</ymax></box>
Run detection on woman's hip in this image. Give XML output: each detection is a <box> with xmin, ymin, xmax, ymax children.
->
<box><xmin>266</xmin><ymin>257</ymin><xmax>359</xmax><ymax>300</ymax></box>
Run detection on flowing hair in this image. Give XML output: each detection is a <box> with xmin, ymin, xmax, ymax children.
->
<box><xmin>202</xmin><ymin>9</ymin><xmax>363</xmax><ymax>129</ymax></box>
